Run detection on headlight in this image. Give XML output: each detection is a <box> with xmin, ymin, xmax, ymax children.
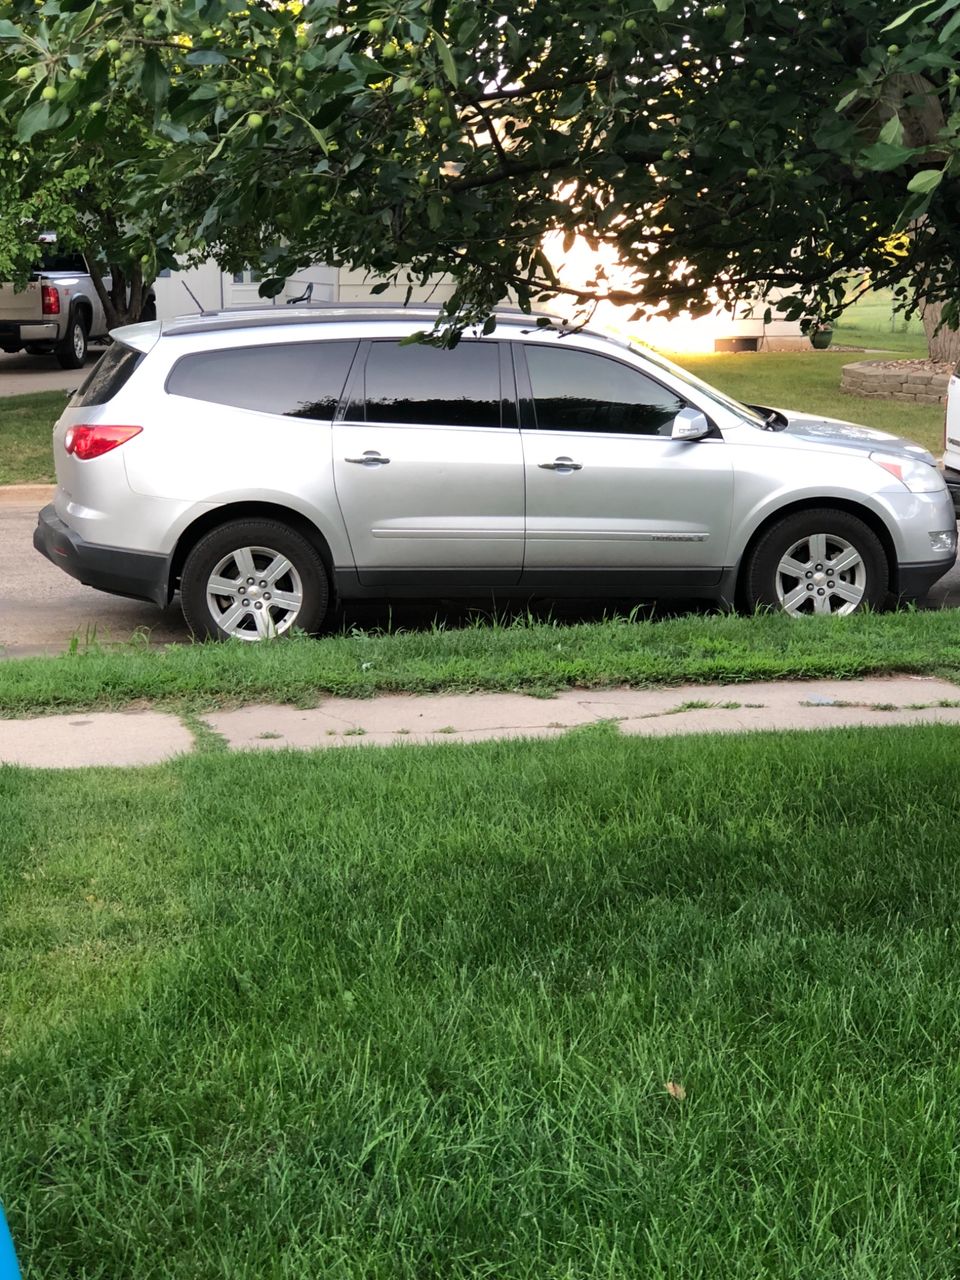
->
<box><xmin>870</xmin><ymin>451</ymin><xmax>946</xmax><ymax>493</ymax></box>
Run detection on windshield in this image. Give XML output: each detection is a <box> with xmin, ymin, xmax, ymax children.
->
<box><xmin>608</xmin><ymin>334</ymin><xmax>769</xmax><ymax>428</ymax></box>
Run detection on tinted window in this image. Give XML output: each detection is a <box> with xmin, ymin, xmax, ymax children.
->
<box><xmin>71</xmin><ymin>343</ymin><xmax>143</xmax><ymax>407</ymax></box>
<box><xmin>359</xmin><ymin>341</ymin><xmax>501</xmax><ymax>428</ymax></box>
<box><xmin>526</xmin><ymin>345</ymin><xmax>686</xmax><ymax>437</ymax></box>
<box><xmin>167</xmin><ymin>341</ymin><xmax>357</xmax><ymax>419</ymax></box>
<box><xmin>37</xmin><ymin>252</ymin><xmax>87</xmax><ymax>273</ymax></box>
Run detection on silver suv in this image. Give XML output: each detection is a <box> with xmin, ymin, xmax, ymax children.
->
<box><xmin>34</xmin><ymin>305</ymin><xmax>957</xmax><ymax>639</ymax></box>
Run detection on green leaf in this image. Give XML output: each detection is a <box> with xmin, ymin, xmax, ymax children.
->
<box><xmin>433</xmin><ymin>32</ymin><xmax>458</xmax><ymax>86</ymax></box>
<box><xmin>881</xmin><ymin>0</ymin><xmax>938</xmax><ymax>31</ymax></box>
<box><xmin>939</xmin><ymin>6</ymin><xmax>960</xmax><ymax>41</ymax></box>
<box><xmin>15</xmin><ymin>99</ymin><xmax>50</xmax><ymax>142</ymax></box>
<box><xmin>907</xmin><ymin>168</ymin><xmax>944</xmax><ymax>192</ymax></box>
<box><xmin>141</xmin><ymin>48</ymin><xmax>170</xmax><ymax>109</ymax></box>
<box><xmin>836</xmin><ymin>88</ymin><xmax>862</xmax><ymax>111</ymax></box>
<box><xmin>652</xmin><ymin>0</ymin><xmax>675</xmax><ymax>9</ymax></box>
<box><xmin>185</xmin><ymin>49</ymin><xmax>229</xmax><ymax>65</ymax></box>
<box><xmin>0</xmin><ymin>19</ymin><xmax>22</xmax><ymax>37</ymax></box>
<box><xmin>258</xmin><ymin>276</ymin><xmax>286</xmax><ymax>298</ymax></box>
<box><xmin>859</xmin><ymin>140</ymin><xmax>917</xmax><ymax>170</ymax></box>
<box><xmin>879</xmin><ymin>114</ymin><xmax>905</xmax><ymax>145</ymax></box>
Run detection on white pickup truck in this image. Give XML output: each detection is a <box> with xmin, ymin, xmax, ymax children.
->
<box><xmin>0</xmin><ymin>250</ymin><xmax>156</xmax><ymax>370</ymax></box>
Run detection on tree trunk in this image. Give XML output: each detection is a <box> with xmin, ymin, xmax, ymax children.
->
<box><xmin>921</xmin><ymin>300</ymin><xmax>960</xmax><ymax>364</ymax></box>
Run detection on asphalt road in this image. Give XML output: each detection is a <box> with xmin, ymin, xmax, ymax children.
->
<box><xmin>3</xmin><ymin>492</ymin><xmax>960</xmax><ymax>658</ymax></box>
<box><xmin>0</xmin><ymin>346</ymin><xmax>106</xmax><ymax>396</ymax></box>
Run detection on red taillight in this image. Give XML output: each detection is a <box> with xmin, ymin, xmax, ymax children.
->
<box><xmin>41</xmin><ymin>284</ymin><xmax>60</xmax><ymax>315</ymax></box>
<box><xmin>63</xmin><ymin>424</ymin><xmax>142</xmax><ymax>461</ymax></box>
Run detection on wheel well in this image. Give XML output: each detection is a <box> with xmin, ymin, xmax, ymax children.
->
<box><xmin>735</xmin><ymin>498</ymin><xmax>897</xmax><ymax>604</ymax></box>
<box><xmin>72</xmin><ymin>298</ymin><xmax>92</xmax><ymax>330</ymax></box>
<box><xmin>169</xmin><ymin>503</ymin><xmax>336</xmax><ymax>603</ymax></box>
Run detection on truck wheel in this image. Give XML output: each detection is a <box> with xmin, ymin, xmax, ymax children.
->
<box><xmin>55</xmin><ymin>312</ymin><xmax>88</xmax><ymax>369</ymax></box>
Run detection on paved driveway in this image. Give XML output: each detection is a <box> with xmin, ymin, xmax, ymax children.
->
<box><xmin>0</xmin><ymin>346</ymin><xmax>105</xmax><ymax>395</ymax></box>
<box><xmin>3</xmin><ymin>489</ymin><xmax>959</xmax><ymax>658</ymax></box>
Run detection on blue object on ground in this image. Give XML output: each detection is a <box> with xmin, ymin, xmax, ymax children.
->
<box><xmin>0</xmin><ymin>1207</ymin><xmax>20</xmax><ymax>1280</ymax></box>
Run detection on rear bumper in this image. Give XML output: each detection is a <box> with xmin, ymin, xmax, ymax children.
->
<box><xmin>0</xmin><ymin>320</ymin><xmax>59</xmax><ymax>346</ymax></box>
<box><xmin>33</xmin><ymin>504</ymin><xmax>170</xmax><ymax>606</ymax></box>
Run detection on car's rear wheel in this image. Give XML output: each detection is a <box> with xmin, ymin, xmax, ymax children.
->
<box><xmin>743</xmin><ymin>508</ymin><xmax>888</xmax><ymax>616</ymax></box>
<box><xmin>55</xmin><ymin>312</ymin><xmax>88</xmax><ymax>369</ymax></box>
<box><xmin>180</xmin><ymin>519</ymin><xmax>330</xmax><ymax>640</ymax></box>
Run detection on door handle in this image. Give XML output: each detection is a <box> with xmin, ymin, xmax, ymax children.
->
<box><xmin>345</xmin><ymin>451</ymin><xmax>390</xmax><ymax>465</ymax></box>
<box><xmin>538</xmin><ymin>457</ymin><xmax>583</xmax><ymax>471</ymax></box>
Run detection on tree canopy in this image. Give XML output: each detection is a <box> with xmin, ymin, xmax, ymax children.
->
<box><xmin>1</xmin><ymin>0</ymin><xmax>958</xmax><ymax>334</ymax></box>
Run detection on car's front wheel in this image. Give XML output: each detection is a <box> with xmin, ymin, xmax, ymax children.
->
<box><xmin>743</xmin><ymin>508</ymin><xmax>888</xmax><ymax>616</ymax></box>
<box><xmin>180</xmin><ymin>519</ymin><xmax>330</xmax><ymax>640</ymax></box>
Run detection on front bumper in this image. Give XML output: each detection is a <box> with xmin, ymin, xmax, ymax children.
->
<box><xmin>34</xmin><ymin>504</ymin><xmax>171</xmax><ymax>606</ymax></box>
<box><xmin>896</xmin><ymin>558</ymin><xmax>956</xmax><ymax>600</ymax></box>
<box><xmin>942</xmin><ymin>465</ymin><xmax>960</xmax><ymax>517</ymax></box>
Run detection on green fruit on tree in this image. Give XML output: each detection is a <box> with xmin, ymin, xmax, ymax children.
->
<box><xmin>887</xmin><ymin>44</ymin><xmax>899</xmax><ymax>54</ymax></box>
<box><xmin>295</xmin><ymin>67</ymin><xmax>306</xmax><ymax>81</ymax></box>
<box><xmin>766</xmin><ymin>83</ymin><xmax>777</xmax><ymax>94</ymax></box>
<box><xmin>224</xmin><ymin>94</ymin><xmax>237</xmax><ymax>108</ymax></box>
<box><xmin>727</xmin><ymin>118</ymin><xmax>740</xmax><ymax>129</ymax></box>
<box><xmin>367</xmin><ymin>18</ymin><xmax>385</xmax><ymax>34</ymax></box>
<box><xmin>296</xmin><ymin>32</ymin><xmax>309</xmax><ymax>47</ymax></box>
<box><xmin>280</xmin><ymin>60</ymin><xmax>294</xmax><ymax>72</ymax></box>
<box><xmin>411</xmin><ymin>82</ymin><xmax>425</xmax><ymax>98</ymax></box>
<box><xmin>624</xmin><ymin>17</ymin><xmax>637</xmax><ymax>30</ymax></box>
<box><xmin>142</xmin><ymin>11</ymin><xmax>157</xmax><ymax>25</ymax></box>
<box><xmin>600</xmin><ymin>29</ymin><xmax>616</xmax><ymax>44</ymax></box>
<box><xmin>70</xmin><ymin>66</ymin><xmax>85</xmax><ymax>80</ymax></box>
<box><xmin>106</xmin><ymin>38</ymin><xmax>121</xmax><ymax>54</ymax></box>
<box><xmin>783</xmin><ymin>160</ymin><xmax>794</xmax><ymax>171</ymax></box>
<box><xmin>821</xmin><ymin>17</ymin><xmax>833</xmax><ymax>28</ymax></box>
<box><xmin>15</xmin><ymin>65</ymin><xmax>33</xmax><ymax>81</ymax></box>
<box><xmin>427</xmin><ymin>86</ymin><xmax>443</xmax><ymax>101</ymax></box>
<box><xmin>382</xmin><ymin>40</ymin><xmax>399</xmax><ymax>58</ymax></box>
<box><xmin>246</xmin><ymin>112</ymin><xmax>264</xmax><ymax>129</ymax></box>
<box><xmin>746</xmin><ymin>167</ymin><xmax>759</xmax><ymax>178</ymax></box>
<box><xmin>661</xmin><ymin>149</ymin><xmax>674</xmax><ymax>161</ymax></box>
<box><xmin>88</xmin><ymin>100</ymin><xmax>102</xmax><ymax>113</ymax></box>
<box><xmin>950</xmin><ymin>72</ymin><xmax>960</xmax><ymax>86</ymax></box>
<box><xmin>120</xmin><ymin>49</ymin><xmax>134</xmax><ymax>63</ymax></box>
<box><xmin>41</xmin><ymin>84</ymin><xmax>58</xmax><ymax>100</ymax></box>
<box><xmin>201</xmin><ymin>28</ymin><xmax>216</xmax><ymax>38</ymax></box>
<box><xmin>418</xmin><ymin>171</ymin><xmax>431</xmax><ymax>186</ymax></box>
<box><xmin>261</xmin><ymin>85</ymin><xmax>276</xmax><ymax>99</ymax></box>
<box><xmin>438</xmin><ymin>115</ymin><xmax>452</xmax><ymax>130</ymax></box>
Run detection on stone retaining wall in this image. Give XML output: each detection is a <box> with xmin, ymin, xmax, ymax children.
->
<box><xmin>841</xmin><ymin>360</ymin><xmax>951</xmax><ymax>404</ymax></box>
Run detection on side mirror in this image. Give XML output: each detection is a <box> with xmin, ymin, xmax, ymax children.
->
<box><xmin>672</xmin><ymin>407</ymin><xmax>711</xmax><ymax>441</ymax></box>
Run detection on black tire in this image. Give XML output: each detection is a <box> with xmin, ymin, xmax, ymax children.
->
<box><xmin>55</xmin><ymin>311</ymin><xmax>88</xmax><ymax>369</ymax></box>
<box><xmin>743</xmin><ymin>507</ymin><xmax>888</xmax><ymax>617</ymax></box>
<box><xmin>180</xmin><ymin>519</ymin><xmax>330</xmax><ymax>641</ymax></box>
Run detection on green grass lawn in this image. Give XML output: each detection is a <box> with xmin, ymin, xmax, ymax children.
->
<box><xmin>676</xmin><ymin>351</ymin><xmax>944</xmax><ymax>456</ymax></box>
<box><xmin>4</xmin><ymin>724</ymin><xmax>960</xmax><ymax>1277</ymax></box>
<box><xmin>0</xmin><ymin>390</ymin><xmax>65</xmax><ymax>484</ymax></box>
<box><xmin>3</xmin><ymin>610</ymin><xmax>960</xmax><ymax>716</ymax></box>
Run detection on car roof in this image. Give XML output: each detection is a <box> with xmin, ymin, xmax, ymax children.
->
<box><xmin>158</xmin><ymin>302</ymin><xmax>567</xmax><ymax>339</ymax></box>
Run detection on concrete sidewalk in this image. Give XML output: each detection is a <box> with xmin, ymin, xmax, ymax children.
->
<box><xmin>2</xmin><ymin>676</ymin><xmax>959</xmax><ymax>768</ymax></box>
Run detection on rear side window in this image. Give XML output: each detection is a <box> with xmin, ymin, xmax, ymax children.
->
<box><xmin>167</xmin><ymin>341</ymin><xmax>357</xmax><ymax>420</ymax></box>
<box><xmin>354</xmin><ymin>340</ymin><xmax>502</xmax><ymax>428</ymax></box>
<box><xmin>71</xmin><ymin>343</ymin><xmax>144</xmax><ymax>407</ymax></box>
